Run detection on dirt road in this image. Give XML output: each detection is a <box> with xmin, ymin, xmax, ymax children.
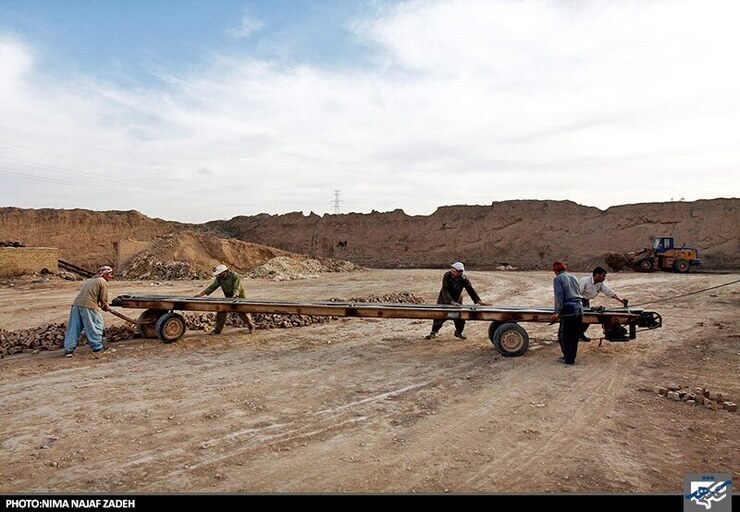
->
<box><xmin>1</xmin><ymin>270</ymin><xmax>738</xmax><ymax>493</ymax></box>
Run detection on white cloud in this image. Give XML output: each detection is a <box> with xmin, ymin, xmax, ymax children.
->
<box><xmin>226</xmin><ymin>15</ymin><xmax>264</xmax><ymax>39</ymax></box>
<box><xmin>0</xmin><ymin>38</ymin><xmax>33</xmax><ymax>98</ymax></box>
<box><xmin>0</xmin><ymin>0</ymin><xmax>738</xmax><ymax>223</ymax></box>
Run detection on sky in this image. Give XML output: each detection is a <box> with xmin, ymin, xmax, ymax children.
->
<box><xmin>0</xmin><ymin>0</ymin><xmax>738</xmax><ymax>223</ymax></box>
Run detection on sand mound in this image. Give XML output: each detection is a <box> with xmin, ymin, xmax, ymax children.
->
<box><xmin>250</xmin><ymin>255</ymin><xmax>362</xmax><ymax>280</ymax></box>
<box><xmin>120</xmin><ymin>231</ymin><xmax>361</xmax><ymax>280</ymax></box>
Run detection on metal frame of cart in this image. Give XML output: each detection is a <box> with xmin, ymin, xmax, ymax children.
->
<box><xmin>111</xmin><ymin>295</ymin><xmax>662</xmax><ymax>357</ymax></box>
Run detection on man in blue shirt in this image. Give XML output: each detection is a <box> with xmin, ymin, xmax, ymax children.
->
<box><xmin>550</xmin><ymin>261</ymin><xmax>583</xmax><ymax>365</ymax></box>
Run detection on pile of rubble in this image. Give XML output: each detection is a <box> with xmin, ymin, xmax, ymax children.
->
<box><xmin>329</xmin><ymin>292</ymin><xmax>425</xmax><ymax>304</ymax></box>
<box><xmin>604</xmin><ymin>253</ymin><xmax>630</xmax><ymax>272</ymax></box>
<box><xmin>653</xmin><ymin>383</ymin><xmax>737</xmax><ymax>412</ymax></box>
<box><xmin>119</xmin><ymin>231</ymin><xmax>362</xmax><ymax>281</ymax></box>
<box><xmin>128</xmin><ymin>261</ymin><xmax>211</xmax><ymax>281</ymax></box>
<box><xmin>0</xmin><ymin>292</ymin><xmax>424</xmax><ymax>357</ymax></box>
<box><xmin>0</xmin><ymin>323</ymin><xmax>137</xmax><ymax>357</ymax></box>
<box><xmin>182</xmin><ymin>292</ymin><xmax>424</xmax><ymax>331</ymax></box>
<box><xmin>249</xmin><ymin>256</ymin><xmax>362</xmax><ymax>281</ymax></box>
<box><xmin>183</xmin><ymin>312</ymin><xmax>335</xmax><ymax>331</ymax></box>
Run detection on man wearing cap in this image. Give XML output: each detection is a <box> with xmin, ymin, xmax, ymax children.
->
<box><xmin>196</xmin><ymin>264</ymin><xmax>256</xmax><ymax>335</ymax></box>
<box><xmin>550</xmin><ymin>261</ymin><xmax>584</xmax><ymax>365</ymax></box>
<box><xmin>424</xmin><ymin>262</ymin><xmax>487</xmax><ymax>340</ymax></box>
<box><xmin>63</xmin><ymin>265</ymin><xmax>114</xmax><ymax>356</ymax></box>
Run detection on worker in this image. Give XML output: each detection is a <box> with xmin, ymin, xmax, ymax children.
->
<box><xmin>424</xmin><ymin>262</ymin><xmax>488</xmax><ymax>340</ymax></box>
<box><xmin>550</xmin><ymin>261</ymin><xmax>583</xmax><ymax>365</ymax></box>
<box><xmin>579</xmin><ymin>266</ymin><xmax>626</xmax><ymax>341</ymax></box>
<box><xmin>196</xmin><ymin>264</ymin><xmax>256</xmax><ymax>335</ymax></box>
<box><xmin>63</xmin><ymin>265</ymin><xmax>114</xmax><ymax>357</ymax></box>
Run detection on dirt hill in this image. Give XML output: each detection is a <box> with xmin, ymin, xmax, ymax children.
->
<box><xmin>1</xmin><ymin>199</ymin><xmax>738</xmax><ymax>272</ymax></box>
<box><xmin>0</xmin><ymin>207</ymin><xmax>196</xmax><ymax>269</ymax></box>
<box><xmin>121</xmin><ymin>231</ymin><xmax>361</xmax><ymax>280</ymax></box>
<box><xmin>209</xmin><ymin>199</ymin><xmax>739</xmax><ymax>270</ymax></box>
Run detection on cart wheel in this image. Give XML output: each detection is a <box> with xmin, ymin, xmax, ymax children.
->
<box><xmin>155</xmin><ymin>313</ymin><xmax>187</xmax><ymax>343</ymax></box>
<box><xmin>673</xmin><ymin>258</ymin><xmax>689</xmax><ymax>272</ymax></box>
<box><xmin>493</xmin><ymin>323</ymin><xmax>529</xmax><ymax>357</ymax></box>
<box><xmin>487</xmin><ymin>321</ymin><xmax>503</xmax><ymax>344</ymax></box>
<box><xmin>638</xmin><ymin>259</ymin><xmax>654</xmax><ymax>272</ymax></box>
<box><xmin>137</xmin><ymin>309</ymin><xmax>167</xmax><ymax>338</ymax></box>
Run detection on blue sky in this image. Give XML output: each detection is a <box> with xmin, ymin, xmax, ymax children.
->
<box><xmin>0</xmin><ymin>0</ymin><xmax>738</xmax><ymax>223</ymax></box>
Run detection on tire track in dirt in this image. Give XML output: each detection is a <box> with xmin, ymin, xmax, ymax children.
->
<box><xmin>2</xmin><ymin>271</ymin><xmax>736</xmax><ymax>492</ymax></box>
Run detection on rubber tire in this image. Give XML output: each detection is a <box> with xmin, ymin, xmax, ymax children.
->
<box><xmin>155</xmin><ymin>312</ymin><xmax>187</xmax><ymax>343</ymax></box>
<box><xmin>493</xmin><ymin>322</ymin><xmax>529</xmax><ymax>357</ymax></box>
<box><xmin>638</xmin><ymin>259</ymin><xmax>654</xmax><ymax>272</ymax></box>
<box><xmin>487</xmin><ymin>321</ymin><xmax>504</xmax><ymax>344</ymax></box>
<box><xmin>673</xmin><ymin>259</ymin><xmax>689</xmax><ymax>273</ymax></box>
<box><xmin>137</xmin><ymin>309</ymin><xmax>167</xmax><ymax>338</ymax></box>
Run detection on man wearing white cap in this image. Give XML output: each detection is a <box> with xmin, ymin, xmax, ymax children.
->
<box><xmin>63</xmin><ymin>265</ymin><xmax>114</xmax><ymax>356</ymax></box>
<box><xmin>196</xmin><ymin>264</ymin><xmax>255</xmax><ymax>335</ymax></box>
<box><xmin>424</xmin><ymin>262</ymin><xmax>487</xmax><ymax>340</ymax></box>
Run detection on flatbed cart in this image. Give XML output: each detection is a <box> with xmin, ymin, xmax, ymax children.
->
<box><xmin>110</xmin><ymin>295</ymin><xmax>662</xmax><ymax>357</ymax></box>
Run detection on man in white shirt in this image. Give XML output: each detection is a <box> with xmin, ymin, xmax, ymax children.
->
<box><xmin>579</xmin><ymin>266</ymin><xmax>626</xmax><ymax>341</ymax></box>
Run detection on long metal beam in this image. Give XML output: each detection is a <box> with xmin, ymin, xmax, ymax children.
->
<box><xmin>112</xmin><ymin>294</ymin><xmax>644</xmax><ymax>325</ymax></box>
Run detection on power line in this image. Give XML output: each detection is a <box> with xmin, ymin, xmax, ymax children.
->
<box><xmin>630</xmin><ymin>279</ymin><xmax>740</xmax><ymax>308</ymax></box>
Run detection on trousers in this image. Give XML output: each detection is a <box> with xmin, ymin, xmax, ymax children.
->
<box><xmin>214</xmin><ymin>312</ymin><xmax>255</xmax><ymax>333</ymax></box>
<box><xmin>558</xmin><ymin>301</ymin><xmax>583</xmax><ymax>364</ymax></box>
<box><xmin>64</xmin><ymin>305</ymin><xmax>104</xmax><ymax>352</ymax></box>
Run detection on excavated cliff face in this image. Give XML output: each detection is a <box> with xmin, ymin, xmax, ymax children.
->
<box><xmin>1</xmin><ymin>199</ymin><xmax>737</xmax><ymax>272</ymax></box>
<box><xmin>0</xmin><ymin>207</ymin><xmax>196</xmax><ymax>270</ymax></box>
<box><xmin>209</xmin><ymin>199</ymin><xmax>739</xmax><ymax>270</ymax></box>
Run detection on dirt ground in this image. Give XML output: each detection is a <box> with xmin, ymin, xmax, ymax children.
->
<box><xmin>0</xmin><ymin>270</ymin><xmax>738</xmax><ymax>493</ymax></box>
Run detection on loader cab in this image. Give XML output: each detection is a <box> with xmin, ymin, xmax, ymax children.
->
<box><xmin>651</xmin><ymin>236</ymin><xmax>674</xmax><ymax>253</ymax></box>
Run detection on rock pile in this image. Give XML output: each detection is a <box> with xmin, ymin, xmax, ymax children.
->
<box><xmin>183</xmin><ymin>312</ymin><xmax>336</xmax><ymax>331</ymax></box>
<box><xmin>133</xmin><ymin>261</ymin><xmax>210</xmax><ymax>281</ymax></box>
<box><xmin>604</xmin><ymin>253</ymin><xmax>630</xmax><ymax>272</ymax></box>
<box><xmin>249</xmin><ymin>256</ymin><xmax>362</xmax><ymax>280</ymax></box>
<box><xmin>0</xmin><ymin>292</ymin><xmax>425</xmax><ymax>357</ymax></box>
<box><xmin>0</xmin><ymin>323</ymin><xmax>137</xmax><ymax>357</ymax></box>
<box><xmin>119</xmin><ymin>231</ymin><xmax>362</xmax><ymax>280</ymax></box>
<box><xmin>330</xmin><ymin>292</ymin><xmax>425</xmax><ymax>304</ymax></box>
<box><xmin>653</xmin><ymin>383</ymin><xmax>737</xmax><ymax>412</ymax></box>
<box><xmin>182</xmin><ymin>292</ymin><xmax>424</xmax><ymax>331</ymax></box>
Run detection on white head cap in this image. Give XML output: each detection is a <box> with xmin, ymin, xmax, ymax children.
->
<box><xmin>451</xmin><ymin>262</ymin><xmax>465</xmax><ymax>272</ymax></box>
<box><xmin>213</xmin><ymin>264</ymin><xmax>229</xmax><ymax>276</ymax></box>
<box><xmin>96</xmin><ymin>265</ymin><xmax>113</xmax><ymax>277</ymax></box>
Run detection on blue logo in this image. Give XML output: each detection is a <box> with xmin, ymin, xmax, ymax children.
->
<box><xmin>684</xmin><ymin>473</ymin><xmax>732</xmax><ymax>511</ymax></box>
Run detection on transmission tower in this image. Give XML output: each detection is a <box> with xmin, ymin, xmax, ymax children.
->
<box><xmin>332</xmin><ymin>189</ymin><xmax>344</xmax><ymax>214</ymax></box>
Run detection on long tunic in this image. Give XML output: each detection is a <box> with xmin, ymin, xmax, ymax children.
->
<box><xmin>202</xmin><ymin>271</ymin><xmax>247</xmax><ymax>298</ymax></box>
<box><xmin>437</xmin><ymin>271</ymin><xmax>481</xmax><ymax>304</ymax></box>
<box><xmin>72</xmin><ymin>277</ymin><xmax>109</xmax><ymax>309</ymax></box>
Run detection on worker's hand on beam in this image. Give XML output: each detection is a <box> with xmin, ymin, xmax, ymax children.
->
<box><xmin>550</xmin><ymin>313</ymin><xmax>559</xmax><ymax>322</ymax></box>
